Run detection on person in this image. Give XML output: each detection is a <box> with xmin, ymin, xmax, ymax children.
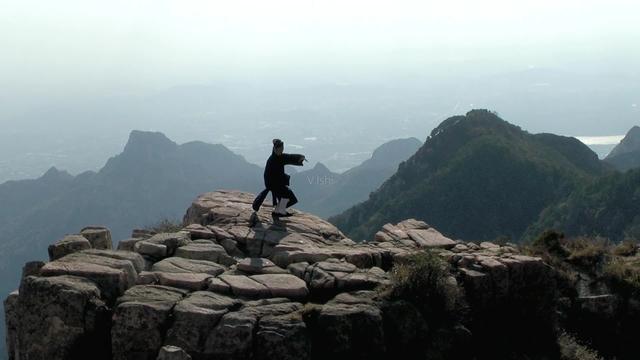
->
<box><xmin>260</xmin><ymin>138</ymin><xmax>306</xmax><ymax>217</ymax></box>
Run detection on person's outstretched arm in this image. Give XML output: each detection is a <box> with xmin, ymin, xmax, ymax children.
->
<box><xmin>282</xmin><ymin>153</ymin><xmax>305</xmax><ymax>166</ymax></box>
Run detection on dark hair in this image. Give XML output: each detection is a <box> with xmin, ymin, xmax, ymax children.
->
<box><xmin>272</xmin><ymin>139</ymin><xmax>284</xmax><ymax>149</ymax></box>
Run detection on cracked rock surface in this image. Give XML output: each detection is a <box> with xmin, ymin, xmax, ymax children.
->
<box><xmin>5</xmin><ymin>190</ymin><xmax>552</xmax><ymax>360</ymax></box>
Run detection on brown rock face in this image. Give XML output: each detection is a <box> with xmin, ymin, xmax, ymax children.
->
<box><xmin>47</xmin><ymin>234</ymin><xmax>92</xmax><ymax>261</ymax></box>
<box><xmin>112</xmin><ymin>285</ymin><xmax>189</xmax><ymax>360</ymax></box>
<box><xmin>81</xmin><ymin>226</ymin><xmax>113</xmax><ymax>250</ymax></box>
<box><xmin>5</xmin><ymin>190</ymin><xmax>554</xmax><ymax>360</ymax></box>
<box><xmin>16</xmin><ymin>275</ymin><xmax>110</xmax><ymax>360</ymax></box>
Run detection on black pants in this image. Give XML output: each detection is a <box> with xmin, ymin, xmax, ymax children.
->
<box><xmin>270</xmin><ymin>186</ymin><xmax>298</xmax><ymax>208</ymax></box>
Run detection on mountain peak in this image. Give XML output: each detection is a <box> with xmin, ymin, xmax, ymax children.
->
<box><xmin>40</xmin><ymin>166</ymin><xmax>73</xmax><ymax>181</ymax></box>
<box><xmin>312</xmin><ymin>161</ymin><xmax>331</xmax><ymax>172</ymax></box>
<box><xmin>123</xmin><ymin>130</ymin><xmax>177</xmax><ymax>156</ymax></box>
<box><xmin>430</xmin><ymin>109</ymin><xmax>518</xmax><ymax>138</ymax></box>
<box><xmin>606</xmin><ymin>125</ymin><xmax>640</xmax><ymax>159</ymax></box>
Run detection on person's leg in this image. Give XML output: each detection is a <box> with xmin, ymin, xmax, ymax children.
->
<box><xmin>274</xmin><ymin>197</ymin><xmax>289</xmax><ymax>214</ymax></box>
<box><xmin>286</xmin><ymin>189</ymin><xmax>298</xmax><ymax>208</ymax></box>
<box><xmin>271</xmin><ymin>187</ymin><xmax>289</xmax><ymax>215</ymax></box>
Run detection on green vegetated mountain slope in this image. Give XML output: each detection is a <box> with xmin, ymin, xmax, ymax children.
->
<box><xmin>605</xmin><ymin>125</ymin><xmax>640</xmax><ymax>171</ymax></box>
<box><xmin>526</xmin><ymin>168</ymin><xmax>640</xmax><ymax>241</ymax></box>
<box><xmin>292</xmin><ymin>137</ymin><xmax>422</xmax><ymax>218</ymax></box>
<box><xmin>330</xmin><ymin>110</ymin><xmax>611</xmax><ymax>242</ymax></box>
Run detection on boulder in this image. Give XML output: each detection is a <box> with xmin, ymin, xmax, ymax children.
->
<box><xmin>145</xmin><ymin>232</ymin><xmax>191</xmax><ymax>256</ymax></box>
<box><xmin>203</xmin><ymin>310</ymin><xmax>257</xmax><ymax>359</ymax></box>
<box><xmin>165</xmin><ymin>292</ymin><xmax>240</xmax><ymax>356</ymax></box>
<box><xmin>80</xmin><ymin>226</ymin><xmax>113</xmax><ymax>250</ymax></box>
<box><xmin>294</xmin><ymin>260</ymin><xmax>389</xmax><ymax>296</ymax></box>
<box><xmin>117</xmin><ymin>238</ymin><xmax>145</xmax><ymax>251</ymax></box>
<box><xmin>21</xmin><ymin>261</ymin><xmax>45</xmax><ymax>279</ymax></box>
<box><xmin>48</xmin><ymin>234</ymin><xmax>91</xmax><ymax>261</ymax></box>
<box><xmin>255</xmin><ymin>313</ymin><xmax>310</xmax><ymax>360</ymax></box>
<box><xmin>313</xmin><ymin>300</ymin><xmax>386</xmax><ymax>358</ymax></box>
<box><xmin>376</xmin><ymin>219</ymin><xmax>456</xmax><ymax>249</ymax></box>
<box><xmin>407</xmin><ymin>228</ymin><xmax>456</xmax><ymax>249</ymax></box>
<box><xmin>16</xmin><ymin>276</ymin><xmax>109</xmax><ymax>360</ymax></box>
<box><xmin>183</xmin><ymin>224</ymin><xmax>215</xmax><ymax>239</ymax></box>
<box><xmin>219</xmin><ymin>238</ymin><xmax>245</xmax><ymax>257</ymax></box>
<box><xmin>111</xmin><ymin>285</ymin><xmax>188</xmax><ymax>360</ymax></box>
<box><xmin>135</xmin><ymin>241</ymin><xmax>168</xmax><ymax>259</ymax></box>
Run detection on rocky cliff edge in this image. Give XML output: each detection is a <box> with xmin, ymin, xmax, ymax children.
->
<box><xmin>4</xmin><ymin>190</ymin><xmax>553</xmax><ymax>360</ymax></box>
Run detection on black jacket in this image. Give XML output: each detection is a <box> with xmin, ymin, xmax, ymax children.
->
<box><xmin>264</xmin><ymin>152</ymin><xmax>304</xmax><ymax>189</ymax></box>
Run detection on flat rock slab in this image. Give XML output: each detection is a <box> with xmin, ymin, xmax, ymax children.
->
<box><xmin>145</xmin><ymin>232</ymin><xmax>191</xmax><ymax>256</ymax></box>
<box><xmin>375</xmin><ymin>219</ymin><xmax>456</xmax><ymax>249</ymax></box>
<box><xmin>48</xmin><ymin>234</ymin><xmax>91</xmax><ymax>261</ymax></box>
<box><xmin>152</xmin><ymin>257</ymin><xmax>226</xmax><ymax>276</ymax></box>
<box><xmin>316</xmin><ymin>259</ymin><xmax>357</xmax><ymax>273</ymax></box>
<box><xmin>407</xmin><ymin>228</ymin><xmax>456</xmax><ymax>249</ymax></box>
<box><xmin>155</xmin><ymin>272</ymin><xmax>214</xmax><ymax>291</ymax></box>
<box><xmin>219</xmin><ymin>274</ymin><xmax>270</xmax><ymax>298</ymax></box>
<box><xmin>135</xmin><ymin>241</ymin><xmax>168</xmax><ymax>259</ymax></box>
<box><xmin>116</xmin><ymin>284</ymin><xmax>188</xmax><ymax>307</ymax></box>
<box><xmin>237</xmin><ymin>258</ymin><xmax>288</xmax><ymax>274</ymax></box>
<box><xmin>250</xmin><ymin>274</ymin><xmax>309</xmax><ymax>300</ymax></box>
<box><xmin>56</xmin><ymin>252</ymin><xmax>138</xmax><ymax>288</ymax></box>
<box><xmin>40</xmin><ymin>261</ymin><xmax>129</xmax><ymax>302</ymax></box>
<box><xmin>184</xmin><ymin>224</ymin><xmax>215</xmax><ymax>239</ymax></box>
<box><xmin>207</xmin><ymin>277</ymin><xmax>232</xmax><ymax>294</ymax></box>
<box><xmin>175</xmin><ymin>242</ymin><xmax>237</xmax><ymax>266</ymax></box>
<box><xmin>81</xmin><ymin>249</ymin><xmax>146</xmax><ymax>273</ymax></box>
<box><xmin>183</xmin><ymin>190</ymin><xmax>346</xmax><ymax>242</ymax></box>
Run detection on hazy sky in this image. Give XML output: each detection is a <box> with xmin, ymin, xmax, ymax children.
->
<box><xmin>0</xmin><ymin>0</ymin><xmax>639</xmax><ymax>182</ymax></box>
<box><xmin>2</xmin><ymin>0</ymin><xmax>639</xmax><ymax>101</ymax></box>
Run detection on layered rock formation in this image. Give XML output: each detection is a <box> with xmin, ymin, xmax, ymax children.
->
<box><xmin>4</xmin><ymin>190</ymin><xmax>555</xmax><ymax>360</ymax></box>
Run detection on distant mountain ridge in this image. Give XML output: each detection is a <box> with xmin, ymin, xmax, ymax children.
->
<box><xmin>291</xmin><ymin>137</ymin><xmax>422</xmax><ymax>217</ymax></box>
<box><xmin>605</xmin><ymin>126</ymin><xmax>640</xmax><ymax>171</ymax></box>
<box><xmin>0</xmin><ymin>131</ymin><xmax>264</xmax><ymax>337</ymax></box>
<box><xmin>330</xmin><ymin>110</ymin><xmax>611</xmax><ymax>242</ymax></box>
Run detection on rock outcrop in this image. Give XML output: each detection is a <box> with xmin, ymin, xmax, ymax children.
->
<box><xmin>4</xmin><ymin>190</ymin><xmax>556</xmax><ymax>360</ymax></box>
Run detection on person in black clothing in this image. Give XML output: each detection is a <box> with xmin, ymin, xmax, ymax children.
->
<box><xmin>262</xmin><ymin>138</ymin><xmax>306</xmax><ymax>217</ymax></box>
